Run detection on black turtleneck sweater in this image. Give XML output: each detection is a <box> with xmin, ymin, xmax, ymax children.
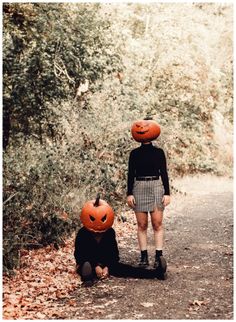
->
<box><xmin>127</xmin><ymin>143</ymin><xmax>170</xmax><ymax>196</ymax></box>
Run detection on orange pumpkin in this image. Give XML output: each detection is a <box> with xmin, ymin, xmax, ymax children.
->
<box><xmin>131</xmin><ymin>119</ymin><xmax>161</xmax><ymax>143</ymax></box>
<box><xmin>80</xmin><ymin>194</ymin><xmax>114</xmax><ymax>232</ymax></box>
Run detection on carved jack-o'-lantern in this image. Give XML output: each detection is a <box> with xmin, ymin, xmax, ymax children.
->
<box><xmin>80</xmin><ymin>194</ymin><xmax>114</xmax><ymax>232</ymax></box>
<box><xmin>131</xmin><ymin>119</ymin><xmax>161</xmax><ymax>143</ymax></box>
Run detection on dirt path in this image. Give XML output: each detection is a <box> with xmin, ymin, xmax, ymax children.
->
<box><xmin>3</xmin><ymin>175</ymin><xmax>233</xmax><ymax>319</ymax></box>
<box><xmin>63</xmin><ymin>175</ymin><xmax>233</xmax><ymax>320</ymax></box>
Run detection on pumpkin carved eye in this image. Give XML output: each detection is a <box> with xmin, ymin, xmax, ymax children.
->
<box><xmin>101</xmin><ymin>214</ymin><xmax>107</xmax><ymax>222</ymax></box>
<box><xmin>89</xmin><ymin>215</ymin><xmax>95</xmax><ymax>222</ymax></box>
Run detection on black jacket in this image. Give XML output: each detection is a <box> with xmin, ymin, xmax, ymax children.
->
<box><xmin>74</xmin><ymin>227</ymin><xmax>119</xmax><ymax>267</ymax></box>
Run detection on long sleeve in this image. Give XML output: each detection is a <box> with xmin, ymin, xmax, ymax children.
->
<box><xmin>127</xmin><ymin>151</ymin><xmax>136</xmax><ymax>196</ymax></box>
<box><xmin>74</xmin><ymin>230</ymin><xmax>92</xmax><ymax>266</ymax></box>
<box><xmin>159</xmin><ymin>149</ymin><xmax>170</xmax><ymax>195</ymax></box>
<box><xmin>74</xmin><ymin>231</ymin><xmax>84</xmax><ymax>265</ymax></box>
<box><xmin>74</xmin><ymin>229</ymin><xmax>99</xmax><ymax>267</ymax></box>
<box><xmin>105</xmin><ymin>229</ymin><xmax>120</xmax><ymax>265</ymax></box>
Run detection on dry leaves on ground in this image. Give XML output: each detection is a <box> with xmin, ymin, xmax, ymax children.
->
<box><xmin>3</xmin><ymin>235</ymin><xmax>80</xmax><ymax>319</ymax></box>
<box><xmin>3</xmin><ymin>217</ymin><xmax>135</xmax><ymax>320</ymax></box>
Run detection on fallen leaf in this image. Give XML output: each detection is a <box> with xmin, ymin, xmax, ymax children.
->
<box><xmin>35</xmin><ymin>312</ymin><xmax>46</xmax><ymax>319</ymax></box>
<box><xmin>67</xmin><ymin>299</ymin><xmax>77</xmax><ymax>306</ymax></box>
<box><xmin>141</xmin><ymin>302</ymin><xmax>155</xmax><ymax>308</ymax></box>
<box><xmin>189</xmin><ymin>299</ymin><xmax>210</xmax><ymax>307</ymax></box>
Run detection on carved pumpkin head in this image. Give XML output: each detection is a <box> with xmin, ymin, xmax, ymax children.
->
<box><xmin>80</xmin><ymin>194</ymin><xmax>114</xmax><ymax>232</ymax></box>
<box><xmin>131</xmin><ymin>119</ymin><xmax>161</xmax><ymax>143</ymax></box>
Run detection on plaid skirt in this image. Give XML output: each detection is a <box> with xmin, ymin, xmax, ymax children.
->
<box><xmin>133</xmin><ymin>179</ymin><xmax>165</xmax><ymax>212</ymax></box>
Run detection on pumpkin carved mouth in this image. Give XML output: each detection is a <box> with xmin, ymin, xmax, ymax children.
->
<box><xmin>136</xmin><ymin>130</ymin><xmax>149</xmax><ymax>134</ymax></box>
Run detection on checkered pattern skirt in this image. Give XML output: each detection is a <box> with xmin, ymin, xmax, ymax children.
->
<box><xmin>133</xmin><ymin>179</ymin><xmax>165</xmax><ymax>212</ymax></box>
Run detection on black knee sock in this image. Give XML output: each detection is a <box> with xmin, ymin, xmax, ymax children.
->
<box><xmin>156</xmin><ymin>250</ymin><xmax>163</xmax><ymax>258</ymax></box>
<box><xmin>141</xmin><ymin>250</ymin><xmax>148</xmax><ymax>256</ymax></box>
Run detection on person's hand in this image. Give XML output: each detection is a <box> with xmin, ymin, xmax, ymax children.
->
<box><xmin>95</xmin><ymin>266</ymin><xmax>109</xmax><ymax>279</ymax></box>
<box><xmin>162</xmin><ymin>195</ymin><xmax>170</xmax><ymax>207</ymax></box>
<box><xmin>127</xmin><ymin>195</ymin><xmax>136</xmax><ymax>208</ymax></box>
<box><xmin>95</xmin><ymin>265</ymin><xmax>103</xmax><ymax>278</ymax></box>
<box><xmin>101</xmin><ymin>266</ymin><xmax>109</xmax><ymax>279</ymax></box>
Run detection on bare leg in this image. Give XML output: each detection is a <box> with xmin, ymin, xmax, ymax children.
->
<box><xmin>135</xmin><ymin>212</ymin><xmax>148</xmax><ymax>250</ymax></box>
<box><xmin>150</xmin><ymin>208</ymin><xmax>164</xmax><ymax>250</ymax></box>
<box><xmin>150</xmin><ymin>208</ymin><xmax>167</xmax><ymax>278</ymax></box>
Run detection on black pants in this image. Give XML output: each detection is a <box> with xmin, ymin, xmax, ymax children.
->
<box><xmin>78</xmin><ymin>261</ymin><xmax>157</xmax><ymax>280</ymax></box>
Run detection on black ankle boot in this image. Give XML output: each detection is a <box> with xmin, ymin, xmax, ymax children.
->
<box><xmin>154</xmin><ymin>255</ymin><xmax>167</xmax><ymax>280</ymax></box>
<box><xmin>138</xmin><ymin>250</ymin><xmax>149</xmax><ymax>267</ymax></box>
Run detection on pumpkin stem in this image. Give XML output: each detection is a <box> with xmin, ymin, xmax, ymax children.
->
<box><xmin>94</xmin><ymin>193</ymin><xmax>100</xmax><ymax>207</ymax></box>
<box><xmin>144</xmin><ymin>115</ymin><xmax>153</xmax><ymax>120</ymax></box>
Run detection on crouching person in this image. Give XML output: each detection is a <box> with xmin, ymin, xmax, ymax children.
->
<box><xmin>74</xmin><ymin>194</ymin><xmax>167</xmax><ymax>286</ymax></box>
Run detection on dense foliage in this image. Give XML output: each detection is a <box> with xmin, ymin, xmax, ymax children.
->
<box><xmin>3</xmin><ymin>3</ymin><xmax>121</xmax><ymax>148</ymax></box>
<box><xmin>3</xmin><ymin>3</ymin><xmax>233</xmax><ymax>271</ymax></box>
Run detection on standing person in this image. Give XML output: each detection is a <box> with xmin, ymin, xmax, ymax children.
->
<box><xmin>127</xmin><ymin>118</ymin><xmax>170</xmax><ymax>276</ymax></box>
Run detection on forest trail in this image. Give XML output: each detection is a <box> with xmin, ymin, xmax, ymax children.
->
<box><xmin>3</xmin><ymin>175</ymin><xmax>233</xmax><ymax>319</ymax></box>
